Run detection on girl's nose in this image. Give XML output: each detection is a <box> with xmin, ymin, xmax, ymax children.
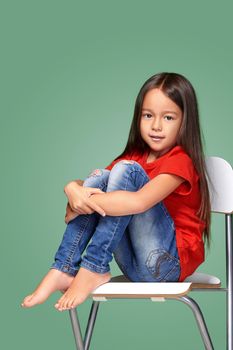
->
<box><xmin>152</xmin><ymin>118</ymin><xmax>162</xmax><ymax>131</ymax></box>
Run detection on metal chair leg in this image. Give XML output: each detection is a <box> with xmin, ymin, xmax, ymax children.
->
<box><xmin>69</xmin><ymin>301</ymin><xmax>100</xmax><ymax>350</ymax></box>
<box><xmin>70</xmin><ymin>296</ymin><xmax>214</xmax><ymax>350</ymax></box>
<box><xmin>83</xmin><ymin>301</ymin><xmax>100</xmax><ymax>350</ymax></box>
<box><xmin>226</xmin><ymin>214</ymin><xmax>233</xmax><ymax>350</ymax></box>
<box><xmin>69</xmin><ymin>308</ymin><xmax>84</xmax><ymax>350</ymax></box>
<box><xmin>174</xmin><ymin>296</ymin><xmax>214</xmax><ymax>350</ymax></box>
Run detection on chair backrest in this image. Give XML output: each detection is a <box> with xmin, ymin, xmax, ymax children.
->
<box><xmin>205</xmin><ymin>157</ymin><xmax>233</xmax><ymax>214</ymax></box>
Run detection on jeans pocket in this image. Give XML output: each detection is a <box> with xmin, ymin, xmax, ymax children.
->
<box><xmin>145</xmin><ymin>248</ymin><xmax>180</xmax><ymax>282</ymax></box>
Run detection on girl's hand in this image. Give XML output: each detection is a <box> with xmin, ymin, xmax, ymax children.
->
<box><xmin>65</xmin><ymin>202</ymin><xmax>79</xmax><ymax>224</ymax></box>
<box><xmin>64</xmin><ymin>181</ymin><xmax>106</xmax><ymax>217</ymax></box>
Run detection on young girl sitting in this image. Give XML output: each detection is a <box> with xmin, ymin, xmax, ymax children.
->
<box><xmin>21</xmin><ymin>72</ymin><xmax>211</xmax><ymax>312</ymax></box>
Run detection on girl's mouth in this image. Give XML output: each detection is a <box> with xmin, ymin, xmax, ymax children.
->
<box><xmin>150</xmin><ymin>136</ymin><xmax>165</xmax><ymax>141</ymax></box>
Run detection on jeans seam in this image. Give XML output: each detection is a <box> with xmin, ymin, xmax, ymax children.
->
<box><xmin>64</xmin><ymin>216</ymin><xmax>90</xmax><ymax>266</ymax></box>
<box><xmin>80</xmin><ymin>260</ymin><xmax>110</xmax><ymax>273</ymax></box>
<box><xmin>161</xmin><ymin>262</ymin><xmax>181</xmax><ymax>282</ymax></box>
<box><xmin>160</xmin><ymin>202</ymin><xmax>175</xmax><ymax>231</ymax></box>
<box><xmin>51</xmin><ymin>264</ymin><xmax>78</xmax><ymax>277</ymax></box>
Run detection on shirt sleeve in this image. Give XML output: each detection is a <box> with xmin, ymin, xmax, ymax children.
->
<box><xmin>156</xmin><ymin>151</ymin><xmax>198</xmax><ymax>196</ymax></box>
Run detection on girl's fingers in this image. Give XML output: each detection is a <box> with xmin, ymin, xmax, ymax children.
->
<box><xmin>86</xmin><ymin>201</ymin><xmax>106</xmax><ymax>217</ymax></box>
<box><xmin>78</xmin><ymin>201</ymin><xmax>103</xmax><ymax>217</ymax></box>
<box><xmin>74</xmin><ymin>208</ymin><xmax>85</xmax><ymax>215</ymax></box>
<box><xmin>87</xmin><ymin>188</ymin><xmax>105</xmax><ymax>196</ymax></box>
<box><xmin>69</xmin><ymin>207</ymin><xmax>85</xmax><ymax>215</ymax></box>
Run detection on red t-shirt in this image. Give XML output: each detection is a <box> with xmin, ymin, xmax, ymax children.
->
<box><xmin>105</xmin><ymin>145</ymin><xmax>206</xmax><ymax>282</ymax></box>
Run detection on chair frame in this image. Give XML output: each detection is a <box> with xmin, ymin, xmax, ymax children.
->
<box><xmin>67</xmin><ymin>157</ymin><xmax>233</xmax><ymax>350</ymax></box>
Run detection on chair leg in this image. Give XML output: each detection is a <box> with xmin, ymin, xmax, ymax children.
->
<box><xmin>69</xmin><ymin>308</ymin><xmax>84</xmax><ymax>350</ymax></box>
<box><xmin>174</xmin><ymin>296</ymin><xmax>214</xmax><ymax>350</ymax></box>
<box><xmin>226</xmin><ymin>214</ymin><xmax>233</xmax><ymax>350</ymax></box>
<box><xmin>69</xmin><ymin>301</ymin><xmax>100</xmax><ymax>350</ymax></box>
<box><xmin>69</xmin><ymin>296</ymin><xmax>214</xmax><ymax>349</ymax></box>
<box><xmin>83</xmin><ymin>301</ymin><xmax>100</xmax><ymax>350</ymax></box>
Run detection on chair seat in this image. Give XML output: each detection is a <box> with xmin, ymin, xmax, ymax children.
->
<box><xmin>184</xmin><ymin>271</ymin><xmax>221</xmax><ymax>289</ymax></box>
<box><xmin>91</xmin><ymin>272</ymin><xmax>221</xmax><ymax>300</ymax></box>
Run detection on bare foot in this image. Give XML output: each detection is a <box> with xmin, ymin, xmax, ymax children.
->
<box><xmin>54</xmin><ymin>267</ymin><xmax>111</xmax><ymax>311</ymax></box>
<box><xmin>21</xmin><ymin>269</ymin><xmax>74</xmax><ymax>308</ymax></box>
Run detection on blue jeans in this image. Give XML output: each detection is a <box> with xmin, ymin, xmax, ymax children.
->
<box><xmin>50</xmin><ymin>160</ymin><xmax>181</xmax><ymax>282</ymax></box>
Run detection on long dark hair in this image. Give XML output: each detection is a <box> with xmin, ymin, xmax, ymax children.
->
<box><xmin>112</xmin><ymin>72</ymin><xmax>211</xmax><ymax>249</ymax></box>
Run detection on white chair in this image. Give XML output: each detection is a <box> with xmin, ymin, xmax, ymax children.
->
<box><xmin>68</xmin><ymin>157</ymin><xmax>233</xmax><ymax>350</ymax></box>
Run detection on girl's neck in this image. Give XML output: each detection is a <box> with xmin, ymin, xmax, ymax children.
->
<box><xmin>146</xmin><ymin>151</ymin><xmax>157</xmax><ymax>164</ymax></box>
<box><xmin>145</xmin><ymin>145</ymin><xmax>179</xmax><ymax>164</ymax></box>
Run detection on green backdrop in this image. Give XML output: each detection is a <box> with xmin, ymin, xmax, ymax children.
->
<box><xmin>1</xmin><ymin>0</ymin><xmax>232</xmax><ymax>349</ymax></box>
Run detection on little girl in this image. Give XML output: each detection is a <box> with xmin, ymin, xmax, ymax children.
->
<box><xmin>21</xmin><ymin>72</ymin><xmax>211</xmax><ymax>312</ymax></box>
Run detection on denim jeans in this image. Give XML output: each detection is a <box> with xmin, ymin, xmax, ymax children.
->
<box><xmin>50</xmin><ymin>160</ymin><xmax>181</xmax><ymax>282</ymax></box>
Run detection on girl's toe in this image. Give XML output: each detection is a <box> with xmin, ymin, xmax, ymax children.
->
<box><xmin>58</xmin><ymin>295</ymin><xmax>65</xmax><ymax>303</ymax></box>
<box><xmin>56</xmin><ymin>294</ymin><xmax>65</xmax><ymax>307</ymax></box>
<box><xmin>23</xmin><ymin>294</ymin><xmax>33</xmax><ymax>303</ymax></box>
<box><xmin>62</xmin><ymin>304</ymin><xmax>68</xmax><ymax>311</ymax></box>
<box><xmin>61</xmin><ymin>301</ymin><xmax>68</xmax><ymax>311</ymax></box>
<box><xmin>67</xmin><ymin>298</ymin><xmax>74</xmax><ymax>309</ymax></box>
<box><xmin>55</xmin><ymin>299</ymin><xmax>63</xmax><ymax>309</ymax></box>
<box><xmin>57</xmin><ymin>303</ymin><xmax>63</xmax><ymax>311</ymax></box>
<box><xmin>59</xmin><ymin>297</ymin><xmax>66</xmax><ymax>310</ymax></box>
<box><xmin>63</xmin><ymin>298</ymin><xmax>70</xmax><ymax>310</ymax></box>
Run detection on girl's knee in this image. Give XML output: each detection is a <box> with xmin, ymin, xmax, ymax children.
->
<box><xmin>107</xmin><ymin>160</ymin><xmax>150</xmax><ymax>191</ymax></box>
<box><xmin>110</xmin><ymin>160</ymin><xmax>148</xmax><ymax>180</ymax></box>
<box><xmin>83</xmin><ymin>168</ymin><xmax>110</xmax><ymax>187</ymax></box>
<box><xmin>120</xmin><ymin>160</ymin><xmax>136</xmax><ymax>165</ymax></box>
<box><xmin>111</xmin><ymin>160</ymin><xmax>142</xmax><ymax>173</ymax></box>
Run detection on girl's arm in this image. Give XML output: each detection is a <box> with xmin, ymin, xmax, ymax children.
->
<box><xmin>136</xmin><ymin>173</ymin><xmax>184</xmax><ymax>211</ymax></box>
<box><xmin>88</xmin><ymin>173</ymin><xmax>184</xmax><ymax>216</ymax></box>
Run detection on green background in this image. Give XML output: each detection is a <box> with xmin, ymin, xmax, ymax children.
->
<box><xmin>1</xmin><ymin>0</ymin><xmax>232</xmax><ymax>349</ymax></box>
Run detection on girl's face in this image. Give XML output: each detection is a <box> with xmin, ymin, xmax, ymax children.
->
<box><xmin>140</xmin><ymin>88</ymin><xmax>183</xmax><ymax>159</ymax></box>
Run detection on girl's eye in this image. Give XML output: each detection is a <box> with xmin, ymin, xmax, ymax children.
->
<box><xmin>164</xmin><ymin>115</ymin><xmax>173</xmax><ymax>121</ymax></box>
<box><xmin>142</xmin><ymin>113</ymin><xmax>152</xmax><ymax>119</ymax></box>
